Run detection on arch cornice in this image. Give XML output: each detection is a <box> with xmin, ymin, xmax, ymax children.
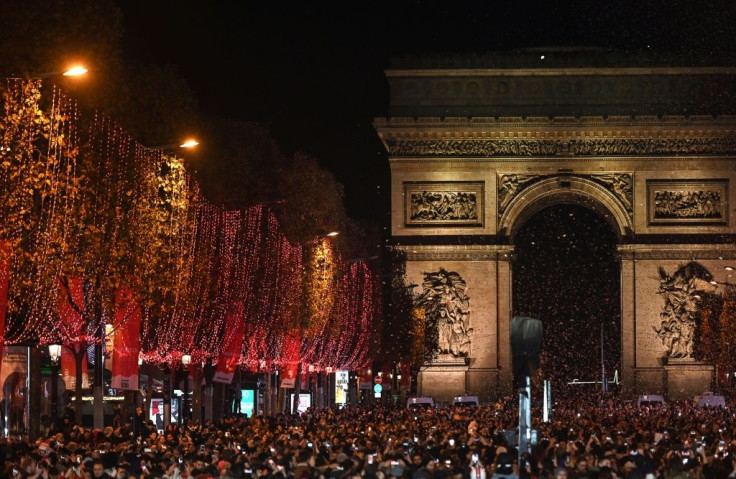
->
<box><xmin>499</xmin><ymin>175</ymin><xmax>632</xmax><ymax>240</ymax></box>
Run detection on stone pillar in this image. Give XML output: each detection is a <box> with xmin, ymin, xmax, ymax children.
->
<box><xmin>497</xmin><ymin>250</ymin><xmax>513</xmax><ymax>397</ymax></box>
<box><xmin>618</xmin><ymin>248</ymin><xmax>636</xmax><ymax>395</ymax></box>
<box><xmin>417</xmin><ymin>355</ymin><xmax>469</xmax><ymax>402</ymax></box>
<box><xmin>664</xmin><ymin>359</ymin><xmax>714</xmax><ymax>400</ymax></box>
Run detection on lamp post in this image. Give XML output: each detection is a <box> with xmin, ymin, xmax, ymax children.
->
<box><xmin>15</xmin><ymin>65</ymin><xmax>89</xmax><ymax>80</ymax></box>
<box><xmin>181</xmin><ymin>354</ymin><xmax>191</xmax><ymax>424</ymax></box>
<box><xmin>48</xmin><ymin>344</ymin><xmax>62</xmax><ymax>425</ymax></box>
<box><xmin>143</xmin><ymin>139</ymin><xmax>200</xmax><ymax>152</ymax></box>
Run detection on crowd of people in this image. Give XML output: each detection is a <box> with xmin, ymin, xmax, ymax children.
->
<box><xmin>2</xmin><ymin>394</ymin><xmax>735</xmax><ymax>479</ymax></box>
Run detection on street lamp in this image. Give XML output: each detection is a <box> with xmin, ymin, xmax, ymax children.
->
<box><xmin>38</xmin><ymin>65</ymin><xmax>89</xmax><ymax>79</ymax></box>
<box><xmin>178</xmin><ymin>139</ymin><xmax>199</xmax><ymax>148</ymax></box>
<box><xmin>144</xmin><ymin>139</ymin><xmax>200</xmax><ymax>152</ymax></box>
<box><xmin>48</xmin><ymin>344</ymin><xmax>62</xmax><ymax>424</ymax></box>
<box><xmin>181</xmin><ymin>354</ymin><xmax>191</xmax><ymax>424</ymax></box>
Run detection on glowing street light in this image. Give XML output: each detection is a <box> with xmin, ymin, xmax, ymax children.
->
<box><xmin>145</xmin><ymin>139</ymin><xmax>201</xmax><ymax>152</ymax></box>
<box><xmin>35</xmin><ymin>65</ymin><xmax>89</xmax><ymax>79</ymax></box>
<box><xmin>48</xmin><ymin>344</ymin><xmax>62</xmax><ymax>364</ymax></box>
<box><xmin>325</xmin><ymin>231</ymin><xmax>340</xmax><ymax>237</ymax></box>
<box><xmin>62</xmin><ymin>65</ymin><xmax>88</xmax><ymax>77</ymax></box>
<box><xmin>179</xmin><ymin>139</ymin><xmax>199</xmax><ymax>148</ymax></box>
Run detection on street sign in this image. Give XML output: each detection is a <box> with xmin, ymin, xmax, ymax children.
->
<box><xmin>373</xmin><ymin>383</ymin><xmax>382</xmax><ymax>393</ymax></box>
<box><xmin>374</xmin><ymin>376</ymin><xmax>382</xmax><ymax>384</ymax></box>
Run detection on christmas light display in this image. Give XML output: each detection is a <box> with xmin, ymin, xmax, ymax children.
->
<box><xmin>0</xmin><ymin>79</ymin><xmax>381</xmax><ymax>380</ymax></box>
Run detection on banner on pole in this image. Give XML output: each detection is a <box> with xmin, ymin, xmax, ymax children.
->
<box><xmin>280</xmin><ymin>362</ymin><xmax>298</xmax><ymax>388</ymax></box>
<box><xmin>111</xmin><ymin>285</ymin><xmax>141</xmax><ymax>390</ymax></box>
<box><xmin>279</xmin><ymin>333</ymin><xmax>301</xmax><ymax>388</ymax></box>
<box><xmin>213</xmin><ymin>312</ymin><xmax>244</xmax><ymax>384</ymax></box>
<box><xmin>61</xmin><ymin>346</ymin><xmax>90</xmax><ymax>389</ymax></box>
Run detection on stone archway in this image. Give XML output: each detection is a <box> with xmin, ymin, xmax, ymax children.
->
<box><xmin>509</xmin><ymin>201</ymin><xmax>622</xmax><ymax>392</ymax></box>
<box><xmin>376</xmin><ymin>51</ymin><xmax>736</xmax><ymax>401</ymax></box>
<box><xmin>499</xmin><ymin>175</ymin><xmax>632</xmax><ymax>241</ymax></box>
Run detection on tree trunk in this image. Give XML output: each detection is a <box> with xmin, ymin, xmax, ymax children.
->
<box><xmin>29</xmin><ymin>346</ymin><xmax>41</xmax><ymax>439</ymax></box>
<box><xmin>162</xmin><ymin>364</ymin><xmax>171</xmax><ymax>429</ymax></box>
<box><xmin>292</xmin><ymin>364</ymin><xmax>302</xmax><ymax>414</ymax></box>
<box><xmin>213</xmin><ymin>381</ymin><xmax>224</xmax><ymax>421</ymax></box>
<box><xmin>348</xmin><ymin>372</ymin><xmax>357</xmax><ymax>407</ymax></box>
<box><xmin>93</xmin><ymin>342</ymin><xmax>104</xmax><ymax>429</ymax></box>
<box><xmin>74</xmin><ymin>345</ymin><xmax>86</xmax><ymax>425</ymax></box>
<box><xmin>144</xmin><ymin>363</ymin><xmax>153</xmax><ymax>422</ymax></box>
<box><xmin>192</xmin><ymin>364</ymin><xmax>202</xmax><ymax>423</ymax></box>
<box><xmin>277</xmin><ymin>380</ymin><xmax>284</xmax><ymax>413</ymax></box>
<box><xmin>204</xmin><ymin>358</ymin><xmax>213</xmax><ymax>422</ymax></box>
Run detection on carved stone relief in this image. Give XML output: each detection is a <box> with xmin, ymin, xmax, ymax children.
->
<box><xmin>404</xmin><ymin>182</ymin><xmax>483</xmax><ymax>227</ymax></box>
<box><xmin>498</xmin><ymin>174</ymin><xmax>540</xmax><ymax>213</ymax></box>
<box><xmin>384</xmin><ymin>138</ymin><xmax>736</xmax><ymax>157</ymax></box>
<box><xmin>498</xmin><ymin>173</ymin><xmax>633</xmax><ymax>216</ymax></box>
<box><xmin>594</xmin><ymin>174</ymin><xmax>633</xmax><ymax>214</ymax></box>
<box><xmin>648</xmin><ymin>180</ymin><xmax>728</xmax><ymax>225</ymax></box>
<box><xmin>654</xmin><ymin>262</ymin><xmax>713</xmax><ymax>359</ymax></box>
<box><xmin>415</xmin><ymin>268</ymin><xmax>472</xmax><ymax>357</ymax></box>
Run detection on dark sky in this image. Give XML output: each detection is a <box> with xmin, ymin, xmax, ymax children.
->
<box><xmin>114</xmin><ymin>2</ymin><xmax>735</xmax><ymax>381</ymax></box>
<box><xmin>115</xmin><ymin>1</ymin><xmax>736</xmax><ymax>224</ymax></box>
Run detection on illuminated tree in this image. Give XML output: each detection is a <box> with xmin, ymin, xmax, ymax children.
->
<box><xmin>696</xmin><ymin>284</ymin><xmax>736</xmax><ymax>378</ymax></box>
<box><xmin>0</xmin><ymin>79</ymin><xmax>78</xmax><ymax>341</ymax></box>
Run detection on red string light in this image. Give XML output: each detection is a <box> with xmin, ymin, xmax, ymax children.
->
<box><xmin>1</xmin><ymin>81</ymin><xmax>381</xmax><ymax>375</ymax></box>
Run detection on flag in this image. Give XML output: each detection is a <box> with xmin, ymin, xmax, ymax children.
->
<box><xmin>61</xmin><ymin>345</ymin><xmax>90</xmax><ymax>389</ymax></box>
<box><xmin>279</xmin><ymin>334</ymin><xmax>301</xmax><ymax>388</ymax></box>
<box><xmin>213</xmin><ymin>311</ymin><xmax>244</xmax><ymax>384</ymax></box>
<box><xmin>111</xmin><ymin>284</ymin><xmax>141</xmax><ymax>390</ymax></box>
<box><xmin>280</xmin><ymin>362</ymin><xmax>298</xmax><ymax>389</ymax></box>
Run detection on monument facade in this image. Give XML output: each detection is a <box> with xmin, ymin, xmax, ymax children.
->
<box><xmin>375</xmin><ymin>49</ymin><xmax>736</xmax><ymax>401</ymax></box>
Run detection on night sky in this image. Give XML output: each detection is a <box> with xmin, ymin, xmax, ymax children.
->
<box><xmin>115</xmin><ymin>1</ymin><xmax>736</xmax><ymax>224</ymax></box>
<box><xmin>116</xmin><ymin>2</ymin><xmax>733</xmax><ymax>380</ymax></box>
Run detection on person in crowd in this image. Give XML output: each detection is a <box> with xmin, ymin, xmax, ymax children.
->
<box><xmin>0</xmin><ymin>392</ymin><xmax>733</xmax><ymax>479</ymax></box>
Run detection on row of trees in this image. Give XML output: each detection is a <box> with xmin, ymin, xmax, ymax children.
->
<box><xmin>0</xmin><ymin>77</ymin><xmax>392</xmax><ymax>421</ymax></box>
<box><xmin>0</xmin><ymin>1</ymin><xmax>425</xmax><ymax>417</ymax></box>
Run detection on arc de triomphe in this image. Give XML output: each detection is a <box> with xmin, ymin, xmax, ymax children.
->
<box><xmin>374</xmin><ymin>50</ymin><xmax>736</xmax><ymax>401</ymax></box>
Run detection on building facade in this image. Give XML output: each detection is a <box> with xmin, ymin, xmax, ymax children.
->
<box><xmin>374</xmin><ymin>49</ymin><xmax>736</xmax><ymax>401</ymax></box>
